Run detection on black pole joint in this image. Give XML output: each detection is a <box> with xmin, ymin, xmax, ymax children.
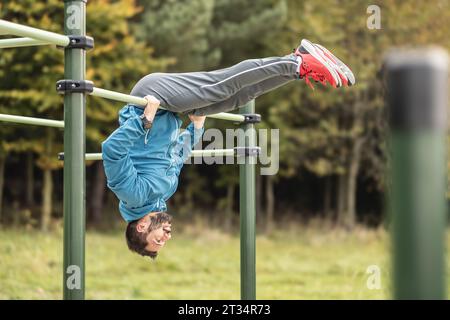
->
<box><xmin>58</xmin><ymin>152</ymin><xmax>65</xmax><ymax>161</ymax></box>
<box><xmin>56</xmin><ymin>80</ymin><xmax>94</xmax><ymax>94</ymax></box>
<box><xmin>57</xmin><ymin>35</ymin><xmax>94</xmax><ymax>50</ymax></box>
<box><xmin>67</xmin><ymin>35</ymin><xmax>94</xmax><ymax>49</ymax></box>
<box><xmin>241</xmin><ymin>113</ymin><xmax>261</xmax><ymax>124</ymax></box>
<box><xmin>234</xmin><ymin>147</ymin><xmax>261</xmax><ymax>157</ymax></box>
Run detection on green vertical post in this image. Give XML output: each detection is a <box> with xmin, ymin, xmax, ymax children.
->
<box><xmin>239</xmin><ymin>100</ymin><xmax>256</xmax><ymax>300</ymax></box>
<box><xmin>63</xmin><ymin>0</ymin><xmax>87</xmax><ymax>300</ymax></box>
<box><xmin>386</xmin><ymin>48</ymin><xmax>448</xmax><ymax>299</ymax></box>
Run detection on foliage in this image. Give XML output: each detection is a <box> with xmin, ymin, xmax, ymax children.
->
<box><xmin>1</xmin><ymin>0</ymin><xmax>449</xmax><ymax>226</ymax></box>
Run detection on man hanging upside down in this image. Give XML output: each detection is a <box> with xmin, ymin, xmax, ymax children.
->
<box><xmin>101</xmin><ymin>39</ymin><xmax>355</xmax><ymax>259</ymax></box>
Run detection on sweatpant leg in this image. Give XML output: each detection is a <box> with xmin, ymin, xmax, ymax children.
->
<box><xmin>129</xmin><ymin>55</ymin><xmax>299</xmax><ymax>113</ymax></box>
<box><xmin>190</xmin><ymin>75</ymin><xmax>295</xmax><ymax>116</ymax></box>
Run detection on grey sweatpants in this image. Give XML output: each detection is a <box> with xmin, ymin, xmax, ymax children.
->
<box><xmin>130</xmin><ymin>55</ymin><xmax>299</xmax><ymax>116</ymax></box>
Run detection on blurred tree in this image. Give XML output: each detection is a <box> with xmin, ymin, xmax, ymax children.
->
<box><xmin>0</xmin><ymin>0</ymin><xmax>65</xmax><ymax>229</ymax></box>
<box><xmin>0</xmin><ymin>0</ymin><xmax>170</xmax><ymax>229</ymax></box>
<box><xmin>25</xmin><ymin>151</ymin><xmax>34</xmax><ymax>207</ymax></box>
<box><xmin>1</xmin><ymin>0</ymin><xmax>449</xmax><ymax>230</ymax></box>
<box><xmin>207</xmin><ymin>0</ymin><xmax>287</xmax><ymax>229</ymax></box>
<box><xmin>0</xmin><ymin>145</ymin><xmax>5</xmax><ymax>223</ymax></box>
<box><xmin>135</xmin><ymin>0</ymin><xmax>218</xmax><ymax>71</ymax></box>
<box><xmin>209</xmin><ymin>0</ymin><xmax>288</xmax><ymax>64</ymax></box>
<box><xmin>267</xmin><ymin>0</ymin><xmax>450</xmax><ymax>228</ymax></box>
<box><xmin>214</xmin><ymin>164</ymin><xmax>239</xmax><ymax>231</ymax></box>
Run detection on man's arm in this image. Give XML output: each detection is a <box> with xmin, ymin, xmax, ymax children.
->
<box><xmin>102</xmin><ymin>96</ymin><xmax>160</xmax><ymax>207</ymax></box>
<box><xmin>174</xmin><ymin>115</ymin><xmax>206</xmax><ymax>174</ymax></box>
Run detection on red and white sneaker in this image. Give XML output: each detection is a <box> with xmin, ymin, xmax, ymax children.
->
<box><xmin>294</xmin><ymin>39</ymin><xmax>355</xmax><ymax>89</ymax></box>
<box><xmin>313</xmin><ymin>42</ymin><xmax>356</xmax><ymax>86</ymax></box>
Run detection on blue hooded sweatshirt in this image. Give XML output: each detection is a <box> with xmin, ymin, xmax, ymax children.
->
<box><xmin>101</xmin><ymin>104</ymin><xmax>204</xmax><ymax>222</ymax></box>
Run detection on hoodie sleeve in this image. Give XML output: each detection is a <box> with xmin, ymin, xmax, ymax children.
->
<box><xmin>174</xmin><ymin>122</ymin><xmax>204</xmax><ymax>175</ymax></box>
<box><xmin>102</xmin><ymin>116</ymin><xmax>156</xmax><ymax>207</ymax></box>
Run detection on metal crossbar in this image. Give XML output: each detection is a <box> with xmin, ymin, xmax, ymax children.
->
<box><xmin>0</xmin><ymin>114</ymin><xmax>64</xmax><ymax>128</ymax></box>
<box><xmin>0</xmin><ymin>37</ymin><xmax>51</xmax><ymax>49</ymax></box>
<box><xmin>58</xmin><ymin>149</ymin><xmax>236</xmax><ymax>161</ymax></box>
<box><xmin>0</xmin><ymin>19</ymin><xmax>69</xmax><ymax>47</ymax></box>
<box><xmin>90</xmin><ymin>87</ymin><xmax>246</xmax><ymax>123</ymax></box>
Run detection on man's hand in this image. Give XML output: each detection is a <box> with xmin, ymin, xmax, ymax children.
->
<box><xmin>188</xmin><ymin>114</ymin><xmax>206</xmax><ymax>129</ymax></box>
<box><xmin>143</xmin><ymin>95</ymin><xmax>160</xmax><ymax>122</ymax></box>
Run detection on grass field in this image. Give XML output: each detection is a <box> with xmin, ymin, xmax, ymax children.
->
<box><xmin>1</xmin><ymin>224</ymin><xmax>449</xmax><ymax>299</ymax></box>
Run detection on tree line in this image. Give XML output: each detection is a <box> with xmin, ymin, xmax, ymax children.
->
<box><xmin>0</xmin><ymin>0</ymin><xmax>449</xmax><ymax>231</ymax></box>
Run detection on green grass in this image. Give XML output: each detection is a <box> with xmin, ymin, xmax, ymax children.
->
<box><xmin>0</xmin><ymin>224</ymin><xmax>448</xmax><ymax>299</ymax></box>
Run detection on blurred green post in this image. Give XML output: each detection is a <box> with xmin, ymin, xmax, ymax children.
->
<box><xmin>63</xmin><ymin>0</ymin><xmax>87</xmax><ymax>300</ymax></box>
<box><xmin>386</xmin><ymin>48</ymin><xmax>448</xmax><ymax>299</ymax></box>
<box><xmin>239</xmin><ymin>100</ymin><xmax>256</xmax><ymax>300</ymax></box>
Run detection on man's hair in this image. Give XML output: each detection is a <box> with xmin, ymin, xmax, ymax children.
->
<box><xmin>125</xmin><ymin>211</ymin><xmax>172</xmax><ymax>260</ymax></box>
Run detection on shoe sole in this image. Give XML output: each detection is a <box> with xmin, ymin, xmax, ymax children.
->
<box><xmin>312</xmin><ymin>44</ymin><xmax>349</xmax><ymax>86</ymax></box>
<box><xmin>300</xmin><ymin>39</ymin><xmax>342</xmax><ymax>87</ymax></box>
<box><xmin>313</xmin><ymin>43</ymin><xmax>356</xmax><ymax>86</ymax></box>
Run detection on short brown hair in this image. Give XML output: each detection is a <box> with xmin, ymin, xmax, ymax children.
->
<box><xmin>125</xmin><ymin>212</ymin><xmax>172</xmax><ymax>260</ymax></box>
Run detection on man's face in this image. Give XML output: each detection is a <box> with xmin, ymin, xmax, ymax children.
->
<box><xmin>145</xmin><ymin>221</ymin><xmax>172</xmax><ymax>252</ymax></box>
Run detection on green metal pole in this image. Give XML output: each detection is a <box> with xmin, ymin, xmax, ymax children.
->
<box><xmin>386</xmin><ymin>48</ymin><xmax>448</xmax><ymax>299</ymax></box>
<box><xmin>63</xmin><ymin>0</ymin><xmax>87</xmax><ymax>300</ymax></box>
<box><xmin>239</xmin><ymin>100</ymin><xmax>256</xmax><ymax>300</ymax></box>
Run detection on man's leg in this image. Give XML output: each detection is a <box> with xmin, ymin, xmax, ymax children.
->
<box><xmin>189</xmin><ymin>75</ymin><xmax>294</xmax><ymax>116</ymax></box>
<box><xmin>130</xmin><ymin>55</ymin><xmax>300</xmax><ymax>113</ymax></box>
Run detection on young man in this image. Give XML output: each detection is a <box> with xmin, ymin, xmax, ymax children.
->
<box><xmin>102</xmin><ymin>39</ymin><xmax>355</xmax><ymax>259</ymax></box>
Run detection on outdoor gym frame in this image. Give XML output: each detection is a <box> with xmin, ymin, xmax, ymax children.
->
<box><xmin>0</xmin><ymin>0</ymin><xmax>258</xmax><ymax>300</ymax></box>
